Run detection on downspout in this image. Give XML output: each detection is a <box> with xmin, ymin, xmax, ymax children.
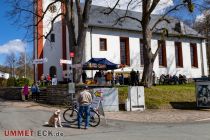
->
<box><xmin>200</xmin><ymin>39</ymin><xmax>205</xmax><ymax>76</ymax></box>
<box><xmin>34</xmin><ymin>1</ymin><xmax>37</xmax><ymax>82</ymax></box>
<box><xmin>90</xmin><ymin>27</ymin><xmax>93</xmax><ymax>77</ymax></box>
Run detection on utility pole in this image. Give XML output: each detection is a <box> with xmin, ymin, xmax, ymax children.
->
<box><xmin>12</xmin><ymin>59</ymin><xmax>15</xmax><ymax>78</ymax></box>
<box><xmin>24</xmin><ymin>46</ymin><xmax>27</xmax><ymax>78</ymax></box>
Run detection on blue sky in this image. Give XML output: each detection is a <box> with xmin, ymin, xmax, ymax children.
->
<box><xmin>0</xmin><ymin>0</ymin><xmax>206</xmax><ymax>66</ymax></box>
<box><xmin>0</xmin><ymin>1</ymin><xmax>33</xmax><ymax>65</ymax></box>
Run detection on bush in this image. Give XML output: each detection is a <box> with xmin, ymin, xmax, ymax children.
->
<box><xmin>0</xmin><ymin>77</ymin><xmax>7</xmax><ymax>87</ymax></box>
<box><xmin>16</xmin><ymin>78</ymin><xmax>29</xmax><ymax>86</ymax></box>
<box><xmin>7</xmin><ymin>77</ymin><xmax>17</xmax><ymax>87</ymax></box>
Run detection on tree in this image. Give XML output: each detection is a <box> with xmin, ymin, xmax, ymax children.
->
<box><xmin>194</xmin><ymin>11</ymin><xmax>210</xmax><ymax>73</ymax></box>
<box><xmin>4</xmin><ymin>52</ymin><xmax>17</xmax><ymax>77</ymax></box>
<box><xmin>16</xmin><ymin>52</ymin><xmax>33</xmax><ymax>79</ymax></box>
<box><xmin>8</xmin><ymin>0</ymin><xmax>93</xmax><ymax>83</ymax></box>
<box><xmin>105</xmin><ymin>0</ymin><xmax>197</xmax><ymax>87</ymax></box>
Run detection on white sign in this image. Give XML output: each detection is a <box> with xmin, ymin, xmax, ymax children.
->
<box><xmin>62</xmin><ymin>70</ymin><xmax>72</xmax><ymax>78</ymax></box>
<box><xmin>91</xmin><ymin>96</ymin><xmax>101</xmax><ymax>109</ymax></box>
<box><xmin>60</xmin><ymin>59</ymin><xmax>72</xmax><ymax>64</ymax></box>
<box><xmin>68</xmin><ymin>83</ymin><xmax>75</xmax><ymax>94</ymax></box>
<box><xmin>91</xmin><ymin>97</ymin><xmax>105</xmax><ymax>116</ymax></box>
<box><xmin>126</xmin><ymin>86</ymin><xmax>145</xmax><ymax>111</ymax></box>
<box><xmin>92</xmin><ymin>88</ymin><xmax>119</xmax><ymax>112</ymax></box>
<box><xmin>33</xmin><ymin>58</ymin><xmax>48</xmax><ymax>64</ymax></box>
<box><xmin>52</xmin><ymin>78</ymin><xmax>58</xmax><ymax>85</ymax></box>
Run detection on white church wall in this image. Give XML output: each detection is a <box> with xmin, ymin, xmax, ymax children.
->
<box><xmin>42</xmin><ymin>0</ymin><xmax>63</xmax><ymax>81</ymax></box>
<box><xmin>202</xmin><ymin>41</ymin><xmax>208</xmax><ymax>76</ymax></box>
<box><xmin>84</xmin><ymin>27</ymin><xmax>207</xmax><ymax>79</ymax></box>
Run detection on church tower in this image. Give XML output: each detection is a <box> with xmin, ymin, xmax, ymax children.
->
<box><xmin>34</xmin><ymin>0</ymin><xmax>68</xmax><ymax>81</ymax></box>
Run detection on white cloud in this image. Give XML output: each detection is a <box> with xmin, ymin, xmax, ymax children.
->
<box><xmin>196</xmin><ymin>10</ymin><xmax>210</xmax><ymax>22</ymax></box>
<box><xmin>0</xmin><ymin>39</ymin><xmax>26</xmax><ymax>54</ymax></box>
<box><xmin>196</xmin><ymin>13</ymin><xmax>205</xmax><ymax>22</ymax></box>
<box><xmin>92</xmin><ymin>0</ymin><xmax>174</xmax><ymax>14</ymax></box>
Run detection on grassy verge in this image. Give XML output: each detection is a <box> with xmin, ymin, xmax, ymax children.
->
<box><xmin>117</xmin><ymin>84</ymin><xmax>196</xmax><ymax>109</ymax></box>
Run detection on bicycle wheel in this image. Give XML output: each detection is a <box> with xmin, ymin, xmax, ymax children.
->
<box><xmin>89</xmin><ymin>109</ymin><xmax>100</xmax><ymax>127</ymax></box>
<box><xmin>63</xmin><ymin>108</ymin><xmax>78</xmax><ymax>123</ymax></box>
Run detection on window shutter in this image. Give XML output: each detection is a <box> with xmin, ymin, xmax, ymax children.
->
<box><xmin>163</xmin><ymin>44</ymin><xmax>167</xmax><ymax>67</ymax></box>
<box><xmin>126</xmin><ymin>38</ymin><xmax>130</xmax><ymax>66</ymax></box>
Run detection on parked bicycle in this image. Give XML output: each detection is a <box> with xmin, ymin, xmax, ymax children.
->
<box><xmin>63</xmin><ymin>100</ymin><xmax>100</xmax><ymax>127</ymax></box>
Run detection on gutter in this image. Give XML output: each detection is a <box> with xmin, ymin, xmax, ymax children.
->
<box><xmin>90</xmin><ymin>27</ymin><xmax>93</xmax><ymax>77</ymax></box>
<box><xmin>200</xmin><ymin>39</ymin><xmax>205</xmax><ymax>76</ymax></box>
<box><xmin>88</xmin><ymin>25</ymin><xmax>205</xmax><ymax>39</ymax></box>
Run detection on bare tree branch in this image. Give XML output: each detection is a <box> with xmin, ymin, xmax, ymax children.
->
<box><xmin>151</xmin><ymin>4</ymin><xmax>184</xmax><ymax>31</ymax></box>
<box><xmin>104</xmin><ymin>0</ymin><xmax>121</xmax><ymax>15</ymax></box>
<box><xmin>148</xmin><ymin>0</ymin><xmax>160</xmax><ymax>14</ymax></box>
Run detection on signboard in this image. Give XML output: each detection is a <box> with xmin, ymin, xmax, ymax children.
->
<box><xmin>33</xmin><ymin>58</ymin><xmax>48</xmax><ymax>64</ymax></box>
<box><xmin>91</xmin><ymin>96</ymin><xmax>101</xmax><ymax>110</ymax></box>
<box><xmin>91</xmin><ymin>95</ymin><xmax>105</xmax><ymax>116</ymax></box>
<box><xmin>52</xmin><ymin>78</ymin><xmax>58</xmax><ymax>85</ymax></box>
<box><xmin>68</xmin><ymin>83</ymin><xmax>75</xmax><ymax>94</ymax></box>
<box><xmin>92</xmin><ymin>88</ymin><xmax>119</xmax><ymax>112</ymax></box>
<box><xmin>196</xmin><ymin>82</ymin><xmax>210</xmax><ymax>108</ymax></box>
<box><xmin>63</xmin><ymin>70</ymin><xmax>71</xmax><ymax>78</ymax></box>
<box><xmin>60</xmin><ymin>59</ymin><xmax>72</xmax><ymax>64</ymax></box>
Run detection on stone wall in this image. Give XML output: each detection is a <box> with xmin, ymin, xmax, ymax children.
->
<box><xmin>0</xmin><ymin>87</ymin><xmax>22</xmax><ymax>100</ymax></box>
<box><xmin>45</xmin><ymin>86</ymin><xmax>72</xmax><ymax>105</ymax></box>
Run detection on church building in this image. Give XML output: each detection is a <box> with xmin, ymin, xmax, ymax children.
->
<box><xmin>34</xmin><ymin>0</ymin><xmax>208</xmax><ymax>81</ymax></box>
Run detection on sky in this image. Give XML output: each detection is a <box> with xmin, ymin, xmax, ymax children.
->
<box><xmin>0</xmin><ymin>0</ymin><xmax>206</xmax><ymax>66</ymax></box>
<box><xmin>0</xmin><ymin>1</ymin><xmax>32</xmax><ymax>66</ymax></box>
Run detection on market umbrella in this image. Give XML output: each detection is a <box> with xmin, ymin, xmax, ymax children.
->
<box><xmin>83</xmin><ymin>58</ymin><xmax>119</xmax><ymax>70</ymax></box>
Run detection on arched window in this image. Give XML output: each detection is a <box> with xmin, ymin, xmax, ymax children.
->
<box><xmin>49</xmin><ymin>66</ymin><xmax>56</xmax><ymax>78</ymax></box>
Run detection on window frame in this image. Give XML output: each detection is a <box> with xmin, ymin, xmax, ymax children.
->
<box><xmin>175</xmin><ymin>42</ymin><xmax>183</xmax><ymax>68</ymax></box>
<box><xmin>50</xmin><ymin>33</ymin><xmax>55</xmax><ymax>42</ymax></box>
<box><xmin>158</xmin><ymin>40</ymin><xmax>167</xmax><ymax>67</ymax></box>
<box><xmin>99</xmin><ymin>38</ymin><xmax>107</xmax><ymax>51</ymax></box>
<box><xmin>120</xmin><ymin>37</ymin><xmax>130</xmax><ymax>66</ymax></box>
<box><xmin>140</xmin><ymin>39</ymin><xmax>144</xmax><ymax>66</ymax></box>
<box><xmin>190</xmin><ymin>43</ymin><xmax>198</xmax><ymax>68</ymax></box>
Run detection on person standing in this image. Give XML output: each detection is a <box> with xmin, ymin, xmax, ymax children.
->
<box><xmin>40</xmin><ymin>74</ymin><xmax>45</xmax><ymax>86</ymax></box>
<box><xmin>77</xmin><ymin>86</ymin><xmax>92</xmax><ymax>129</ymax></box>
<box><xmin>23</xmin><ymin>84</ymin><xmax>29</xmax><ymax>101</ymax></box>
<box><xmin>35</xmin><ymin>82</ymin><xmax>40</xmax><ymax>101</ymax></box>
<box><xmin>46</xmin><ymin>74</ymin><xmax>51</xmax><ymax>85</ymax></box>
<box><xmin>136</xmin><ymin>71</ymin><xmax>140</xmax><ymax>86</ymax></box>
<box><xmin>31</xmin><ymin>83</ymin><xmax>37</xmax><ymax>101</ymax></box>
<box><xmin>130</xmin><ymin>69</ymin><xmax>136</xmax><ymax>86</ymax></box>
<box><xmin>82</xmin><ymin>71</ymin><xmax>87</xmax><ymax>84</ymax></box>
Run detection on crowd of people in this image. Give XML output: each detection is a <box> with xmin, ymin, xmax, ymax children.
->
<box><xmin>40</xmin><ymin>74</ymin><xmax>52</xmax><ymax>86</ymax></box>
<box><xmin>82</xmin><ymin>69</ymin><xmax>142</xmax><ymax>86</ymax></box>
<box><xmin>22</xmin><ymin>82</ymin><xmax>40</xmax><ymax>102</ymax></box>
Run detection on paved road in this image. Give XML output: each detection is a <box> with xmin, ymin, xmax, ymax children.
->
<box><xmin>0</xmin><ymin>100</ymin><xmax>210</xmax><ymax>140</ymax></box>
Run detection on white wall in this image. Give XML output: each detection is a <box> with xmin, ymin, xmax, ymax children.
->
<box><xmin>85</xmin><ymin>27</ymin><xmax>208</xmax><ymax>79</ymax></box>
<box><xmin>202</xmin><ymin>41</ymin><xmax>208</xmax><ymax>76</ymax></box>
<box><xmin>42</xmin><ymin>0</ymin><xmax>63</xmax><ymax>81</ymax></box>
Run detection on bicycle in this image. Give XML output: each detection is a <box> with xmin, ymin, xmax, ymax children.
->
<box><xmin>63</xmin><ymin>101</ymin><xmax>100</xmax><ymax>127</ymax></box>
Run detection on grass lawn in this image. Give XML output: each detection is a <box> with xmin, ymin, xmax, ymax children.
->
<box><xmin>117</xmin><ymin>83</ymin><xmax>196</xmax><ymax>109</ymax></box>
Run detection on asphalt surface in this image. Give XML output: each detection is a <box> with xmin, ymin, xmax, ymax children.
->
<box><xmin>0</xmin><ymin>99</ymin><xmax>210</xmax><ymax>140</ymax></box>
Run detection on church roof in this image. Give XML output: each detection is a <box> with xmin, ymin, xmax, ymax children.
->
<box><xmin>89</xmin><ymin>5</ymin><xmax>203</xmax><ymax>38</ymax></box>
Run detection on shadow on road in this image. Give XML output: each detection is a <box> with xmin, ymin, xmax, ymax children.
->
<box><xmin>42</xmin><ymin>122</ymin><xmax>80</xmax><ymax>129</ymax></box>
<box><xmin>170</xmin><ymin>102</ymin><xmax>199</xmax><ymax>110</ymax></box>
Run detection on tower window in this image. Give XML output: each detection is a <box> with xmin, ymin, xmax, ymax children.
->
<box><xmin>50</xmin><ymin>33</ymin><xmax>55</xmax><ymax>42</ymax></box>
